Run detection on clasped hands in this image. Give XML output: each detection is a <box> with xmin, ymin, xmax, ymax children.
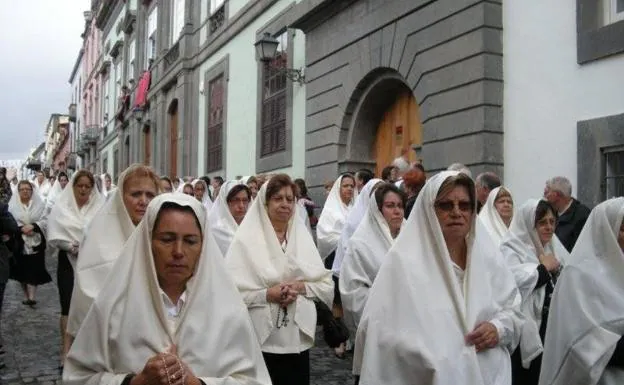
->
<box><xmin>266</xmin><ymin>280</ymin><xmax>306</xmax><ymax>307</ymax></box>
<box><xmin>133</xmin><ymin>345</ymin><xmax>200</xmax><ymax>385</ymax></box>
<box><xmin>21</xmin><ymin>225</ymin><xmax>35</xmax><ymax>236</ymax></box>
<box><xmin>465</xmin><ymin>322</ymin><xmax>499</xmax><ymax>353</ymax></box>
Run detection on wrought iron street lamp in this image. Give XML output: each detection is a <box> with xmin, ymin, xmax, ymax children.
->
<box><xmin>254</xmin><ymin>32</ymin><xmax>306</xmax><ymax>85</ymax></box>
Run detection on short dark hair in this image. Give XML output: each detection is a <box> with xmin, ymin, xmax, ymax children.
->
<box><xmin>226</xmin><ymin>184</ymin><xmax>251</xmax><ymax>203</ymax></box>
<box><xmin>437</xmin><ymin>173</ymin><xmax>477</xmax><ymax>213</ymax></box>
<box><xmin>214</xmin><ymin>176</ymin><xmax>224</xmax><ymax>186</ymax></box>
<box><xmin>200</xmin><ymin>176</ymin><xmax>211</xmax><ymax>186</ymax></box>
<box><xmin>381</xmin><ymin>166</ymin><xmax>397</xmax><ymax>181</ymax></box>
<box><xmin>355</xmin><ymin>169</ymin><xmax>374</xmax><ymax>185</ymax></box>
<box><xmin>73</xmin><ymin>169</ymin><xmax>95</xmax><ymax>188</ymax></box>
<box><xmin>375</xmin><ymin>183</ymin><xmax>407</xmax><ymax>211</ymax></box>
<box><xmin>535</xmin><ymin>200</ymin><xmax>558</xmax><ymax>227</ymax></box>
<box><xmin>265</xmin><ymin>174</ymin><xmax>295</xmax><ymax>201</ymax></box>
<box><xmin>57</xmin><ymin>171</ymin><xmax>68</xmax><ymax>181</ymax></box>
<box><xmin>152</xmin><ymin>202</ymin><xmax>203</xmax><ymax>238</ymax></box>
<box><xmin>477</xmin><ymin>172</ymin><xmax>501</xmax><ymax>190</ymax></box>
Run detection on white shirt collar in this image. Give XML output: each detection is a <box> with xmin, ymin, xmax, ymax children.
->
<box><xmin>160</xmin><ymin>289</ymin><xmax>187</xmax><ymax>318</ymax></box>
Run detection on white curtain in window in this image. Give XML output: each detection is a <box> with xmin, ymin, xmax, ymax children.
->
<box><xmin>172</xmin><ymin>0</ymin><xmax>184</xmax><ymax>42</ymax></box>
<box><xmin>210</xmin><ymin>0</ymin><xmax>225</xmax><ymax>13</ymax></box>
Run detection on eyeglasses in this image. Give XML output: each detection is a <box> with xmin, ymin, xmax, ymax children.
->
<box><xmin>18</xmin><ymin>188</ymin><xmax>32</xmax><ymax>193</ymax></box>
<box><xmin>434</xmin><ymin>200</ymin><xmax>473</xmax><ymax>213</ymax></box>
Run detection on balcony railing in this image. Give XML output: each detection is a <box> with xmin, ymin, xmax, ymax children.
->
<box><xmin>164</xmin><ymin>42</ymin><xmax>180</xmax><ymax>71</ymax></box>
<box><xmin>83</xmin><ymin>125</ymin><xmax>100</xmax><ymax>144</ymax></box>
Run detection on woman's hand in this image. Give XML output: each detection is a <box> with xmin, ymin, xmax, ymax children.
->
<box><xmin>266</xmin><ymin>283</ymin><xmax>300</xmax><ymax>306</ymax></box>
<box><xmin>539</xmin><ymin>253</ymin><xmax>560</xmax><ymax>272</ymax></box>
<box><xmin>133</xmin><ymin>346</ymin><xmax>197</xmax><ymax>385</ymax></box>
<box><xmin>465</xmin><ymin>322</ymin><xmax>499</xmax><ymax>352</ymax></box>
<box><xmin>21</xmin><ymin>225</ymin><xmax>34</xmax><ymax>235</ymax></box>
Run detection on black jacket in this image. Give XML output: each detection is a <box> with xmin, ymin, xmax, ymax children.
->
<box><xmin>0</xmin><ymin>203</ymin><xmax>17</xmax><ymax>283</ymax></box>
<box><xmin>555</xmin><ymin>199</ymin><xmax>590</xmax><ymax>252</ymax></box>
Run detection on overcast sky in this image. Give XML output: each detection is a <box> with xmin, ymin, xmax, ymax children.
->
<box><xmin>0</xmin><ymin>0</ymin><xmax>87</xmax><ymax>161</ymax></box>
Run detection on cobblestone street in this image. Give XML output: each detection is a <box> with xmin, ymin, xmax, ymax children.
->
<box><xmin>0</xmin><ymin>253</ymin><xmax>354</xmax><ymax>385</ymax></box>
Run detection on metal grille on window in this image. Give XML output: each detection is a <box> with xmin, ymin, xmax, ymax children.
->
<box><xmin>604</xmin><ymin>149</ymin><xmax>624</xmax><ymax>199</ymax></box>
<box><xmin>206</xmin><ymin>75</ymin><xmax>223</xmax><ymax>172</ymax></box>
<box><xmin>260</xmin><ymin>32</ymin><xmax>288</xmax><ymax>156</ymax></box>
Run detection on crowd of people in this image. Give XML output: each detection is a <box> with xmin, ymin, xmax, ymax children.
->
<box><xmin>0</xmin><ymin>158</ymin><xmax>621</xmax><ymax>385</ymax></box>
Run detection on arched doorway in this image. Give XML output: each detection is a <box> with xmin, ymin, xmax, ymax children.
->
<box><xmin>373</xmin><ymin>90</ymin><xmax>422</xmax><ymax>176</ymax></box>
<box><xmin>168</xmin><ymin>99</ymin><xmax>178</xmax><ymax>177</ymax></box>
<box><xmin>342</xmin><ymin>69</ymin><xmax>423</xmax><ymax>176</ymax></box>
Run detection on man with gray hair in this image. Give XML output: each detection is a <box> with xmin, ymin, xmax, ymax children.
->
<box><xmin>543</xmin><ymin>176</ymin><xmax>590</xmax><ymax>252</ymax></box>
<box><xmin>475</xmin><ymin>172</ymin><xmax>502</xmax><ymax>212</ymax></box>
<box><xmin>447</xmin><ymin>163</ymin><xmax>472</xmax><ymax>178</ymax></box>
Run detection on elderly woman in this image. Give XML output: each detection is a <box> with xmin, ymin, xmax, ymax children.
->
<box><xmin>67</xmin><ymin>164</ymin><xmax>160</xmax><ymax>338</ymax></box>
<box><xmin>500</xmin><ymin>199</ymin><xmax>569</xmax><ymax>385</ymax></box>
<box><xmin>226</xmin><ymin>174</ymin><xmax>334</xmax><ymax>385</ymax></box>
<box><xmin>8</xmin><ymin>180</ymin><xmax>52</xmax><ymax>306</ymax></box>
<box><xmin>191</xmin><ymin>179</ymin><xmax>212</xmax><ymax>211</ymax></box>
<box><xmin>538</xmin><ymin>198</ymin><xmax>624</xmax><ymax>385</ymax></box>
<box><xmin>479</xmin><ymin>187</ymin><xmax>514</xmax><ymax>245</ymax></box>
<box><xmin>354</xmin><ymin>171</ymin><xmax>522</xmax><ymax>385</ymax></box>
<box><xmin>63</xmin><ymin>194</ymin><xmax>272</xmax><ymax>385</ymax></box>
<box><xmin>48</xmin><ymin>169</ymin><xmax>105</xmax><ymax>368</ymax></box>
<box><xmin>207</xmin><ymin>180</ymin><xmax>251</xmax><ymax>256</ymax></box>
<box><xmin>340</xmin><ymin>183</ymin><xmax>406</xmax><ymax>333</ymax></box>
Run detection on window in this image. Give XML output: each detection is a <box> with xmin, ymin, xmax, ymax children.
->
<box><xmin>210</xmin><ymin>0</ymin><xmax>225</xmax><ymax>13</ymax></box>
<box><xmin>260</xmin><ymin>32</ymin><xmax>288</xmax><ymax>156</ymax></box>
<box><xmin>113</xmin><ymin>148</ymin><xmax>119</xmax><ymax>179</ymax></box>
<box><xmin>171</xmin><ymin>0</ymin><xmax>184</xmax><ymax>43</ymax></box>
<box><xmin>128</xmin><ymin>40</ymin><xmax>136</xmax><ymax>83</ymax></box>
<box><xmin>103</xmin><ymin>77</ymin><xmax>110</xmax><ymax>136</ymax></box>
<box><xmin>146</xmin><ymin>7</ymin><xmax>158</xmax><ymax>69</ymax></box>
<box><xmin>603</xmin><ymin>0</ymin><xmax>624</xmax><ymax>25</ymax></box>
<box><xmin>206</xmin><ymin>75</ymin><xmax>224</xmax><ymax>171</ymax></box>
<box><xmin>604</xmin><ymin>147</ymin><xmax>624</xmax><ymax>199</ymax></box>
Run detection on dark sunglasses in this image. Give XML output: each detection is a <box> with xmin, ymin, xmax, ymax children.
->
<box><xmin>434</xmin><ymin>200</ymin><xmax>473</xmax><ymax>213</ymax></box>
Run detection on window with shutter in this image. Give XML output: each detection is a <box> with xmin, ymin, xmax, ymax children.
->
<box><xmin>260</xmin><ymin>32</ymin><xmax>288</xmax><ymax>157</ymax></box>
<box><xmin>206</xmin><ymin>75</ymin><xmax>224</xmax><ymax>172</ymax></box>
<box><xmin>171</xmin><ymin>0</ymin><xmax>184</xmax><ymax>43</ymax></box>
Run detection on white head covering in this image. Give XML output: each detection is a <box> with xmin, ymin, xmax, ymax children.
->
<box><xmin>539</xmin><ymin>198</ymin><xmax>624</xmax><ymax>385</ymax></box>
<box><xmin>339</xmin><ymin>185</ymin><xmax>404</xmax><ymax>334</ymax></box>
<box><xmin>45</xmin><ymin>178</ymin><xmax>66</xmax><ymax>212</ymax></box>
<box><xmin>47</xmin><ymin>171</ymin><xmax>105</xmax><ymax>267</ymax></box>
<box><xmin>8</xmin><ymin>181</ymin><xmax>47</xmax><ymax>254</ymax></box>
<box><xmin>500</xmin><ymin>199</ymin><xmax>570</xmax><ymax>368</ymax></box>
<box><xmin>206</xmin><ymin>180</ymin><xmax>245</xmax><ymax>256</ymax></box>
<box><xmin>191</xmin><ymin>179</ymin><xmax>213</xmax><ymax>211</ymax></box>
<box><xmin>34</xmin><ymin>177</ymin><xmax>51</xmax><ymax>201</ymax></box>
<box><xmin>478</xmin><ymin>186</ymin><xmax>512</xmax><ymax>245</ymax></box>
<box><xmin>226</xmin><ymin>180</ymin><xmax>334</xmax><ymax>347</ymax></box>
<box><xmin>316</xmin><ymin>175</ymin><xmax>355</xmax><ymax>261</ymax></box>
<box><xmin>63</xmin><ymin>193</ymin><xmax>272</xmax><ymax>385</ymax></box>
<box><xmin>332</xmin><ymin>178</ymin><xmax>383</xmax><ymax>276</ymax></box>
<box><xmin>354</xmin><ymin>171</ymin><xmax>522</xmax><ymax>385</ymax></box>
<box><xmin>67</xmin><ymin>165</ymin><xmax>153</xmax><ymax>337</ymax></box>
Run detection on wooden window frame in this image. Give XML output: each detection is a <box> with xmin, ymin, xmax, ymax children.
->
<box><xmin>203</xmin><ymin>55</ymin><xmax>229</xmax><ymax>175</ymax></box>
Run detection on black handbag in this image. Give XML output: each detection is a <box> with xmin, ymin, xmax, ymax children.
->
<box><xmin>315</xmin><ymin>300</ymin><xmax>349</xmax><ymax>348</ymax></box>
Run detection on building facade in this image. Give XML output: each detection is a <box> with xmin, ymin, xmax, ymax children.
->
<box><xmin>504</xmin><ymin>0</ymin><xmax>624</xmax><ymax>206</ymax></box>
<box><xmin>44</xmin><ymin>114</ymin><xmax>71</xmax><ymax>173</ymax></box>
<box><xmin>68</xmin><ymin>46</ymin><xmax>84</xmax><ymax>173</ymax></box>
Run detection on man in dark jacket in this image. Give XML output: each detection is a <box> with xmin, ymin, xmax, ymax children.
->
<box><xmin>544</xmin><ymin>176</ymin><xmax>591</xmax><ymax>252</ymax></box>
<box><xmin>0</xmin><ymin>202</ymin><xmax>17</xmax><ymax>368</ymax></box>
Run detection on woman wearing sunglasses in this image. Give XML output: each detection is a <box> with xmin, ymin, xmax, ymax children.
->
<box><xmin>354</xmin><ymin>171</ymin><xmax>522</xmax><ymax>385</ymax></box>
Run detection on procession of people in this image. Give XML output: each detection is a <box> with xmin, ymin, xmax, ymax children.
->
<box><xmin>0</xmin><ymin>160</ymin><xmax>621</xmax><ymax>385</ymax></box>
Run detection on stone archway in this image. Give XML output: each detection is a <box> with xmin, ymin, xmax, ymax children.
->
<box><xmin>340</xmin><ymin>68</ymin><xmax>422</xmax><ymax>175</ymax></box>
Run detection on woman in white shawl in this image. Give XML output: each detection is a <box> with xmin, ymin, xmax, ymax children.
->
<box><xmin>100</xmin><ymin>173</ymin><xmax>115</xmax><ymax>198</ymax></box>
<box><xmin>46</xmin><ymin>172</ymin><xmax>69</xmax><ymax>214</ymax></box>
<box><xmin>479</xmin><ymin>186</ymin><xmax>514</xmax><ymax>245</ymax></box>
<box><xmin>48</xmin><ymin>169</ymin><xmax>105</xmax><ymax>369</ymax></box>
<box><xmin>207</xmin><ymin>180</ymin><xmax>251</xmax><ymax>256</ymax></box>
<box><xmin>339</xmin><ymin>182</ymin><xmax>406</xmax><ymax>334</ymax></box>
<box><xmin>500</xmin><ymin>199</ymin><xmax>569</xmax><ymax>385</ymax></box>
<box><xmin>63</xmin><ymin>193</ymin><xmax>272</xmax><ymax>385</ymax></box>
<box><xmin>8</xmin><ymin>180</ymin><xmax>52</xmax><ymax>306</ymax></box>
<box><xmin>33</xmin><ymin>170</ymin><xmax>51</xmax><ymax>202</ymax></box>
<box><xmin>538</xmin><ymin>198</ymin><xmax>624</xmax><ymax>385</ymax></box>
<box><xmin>191</xmin><ymin>179</ymin><xmax>212</xmax><ymax>211</ymax></box>
<box><xmin>67</xmin><ymin>164</ymin><xmax>160</xmax><ymax>338</ymax></box>
<box><xmin>354</xmin><ymin>171</ymin><xmax>523</xmax><ymax>385</ymax></box>
<box><xmin>316</xmin><ymin>174</ymin><xmax>356</xmax><ymax>263</ymax></box>
<box><xmin>226</xmin><ymin>174</ymin><xmax>334</xmax><ymax>385</ymax></box>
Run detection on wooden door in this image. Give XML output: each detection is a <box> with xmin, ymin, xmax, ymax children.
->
<box><xmin>373</xmin><ymin>90</ymin><xmax>422</xmax><ymax>176</ymax></box>
<box><xmin>169</xmin><ymin>106</ymin><xmax>178</xmax><ymax>177</ymax></box>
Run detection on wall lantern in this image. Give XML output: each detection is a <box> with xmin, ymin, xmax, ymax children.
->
<box><xmin>254</xmin><ymin>32</ymin><xmax>306</xmax><ymax>85</ymax></box>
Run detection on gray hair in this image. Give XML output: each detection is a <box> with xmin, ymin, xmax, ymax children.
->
<box><xmin>447</xmin><ymin>163</ymin><xmax>472</xmax><ymax>178</ymax></box>
<box><xmin>476</xmin><ymin>172</ymin><xmax>501</xmax><ymax>190</ymax></box>
<box><xmin>546</xmin><ymin>176</ymin><xmax>572</xmax><ymax>197</ymax></box>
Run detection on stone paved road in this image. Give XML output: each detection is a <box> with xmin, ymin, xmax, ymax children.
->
<box><xmin>0</xmin><ymin>253</ymin><xmax>354</xmax><ymax>385</ymax></box>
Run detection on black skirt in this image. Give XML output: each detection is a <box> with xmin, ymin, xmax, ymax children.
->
<box><xmin>9</xmin><ymin>250</ymin><xmax>52</xmax><ymax>286</ymax></box>
<box><xmin>57</xmin><ymin>250</ymin><xmax>74</xmax><ymax>316</ymax></box>
<box><xmin>324</xmin><ymin>251</ymin><xmax>341</xmax><ymax>306</ymax></box>
<box><xmin>263</xmin><ymin>350</ymin><xmax>310</xmax><ymax>385</ymax></box>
